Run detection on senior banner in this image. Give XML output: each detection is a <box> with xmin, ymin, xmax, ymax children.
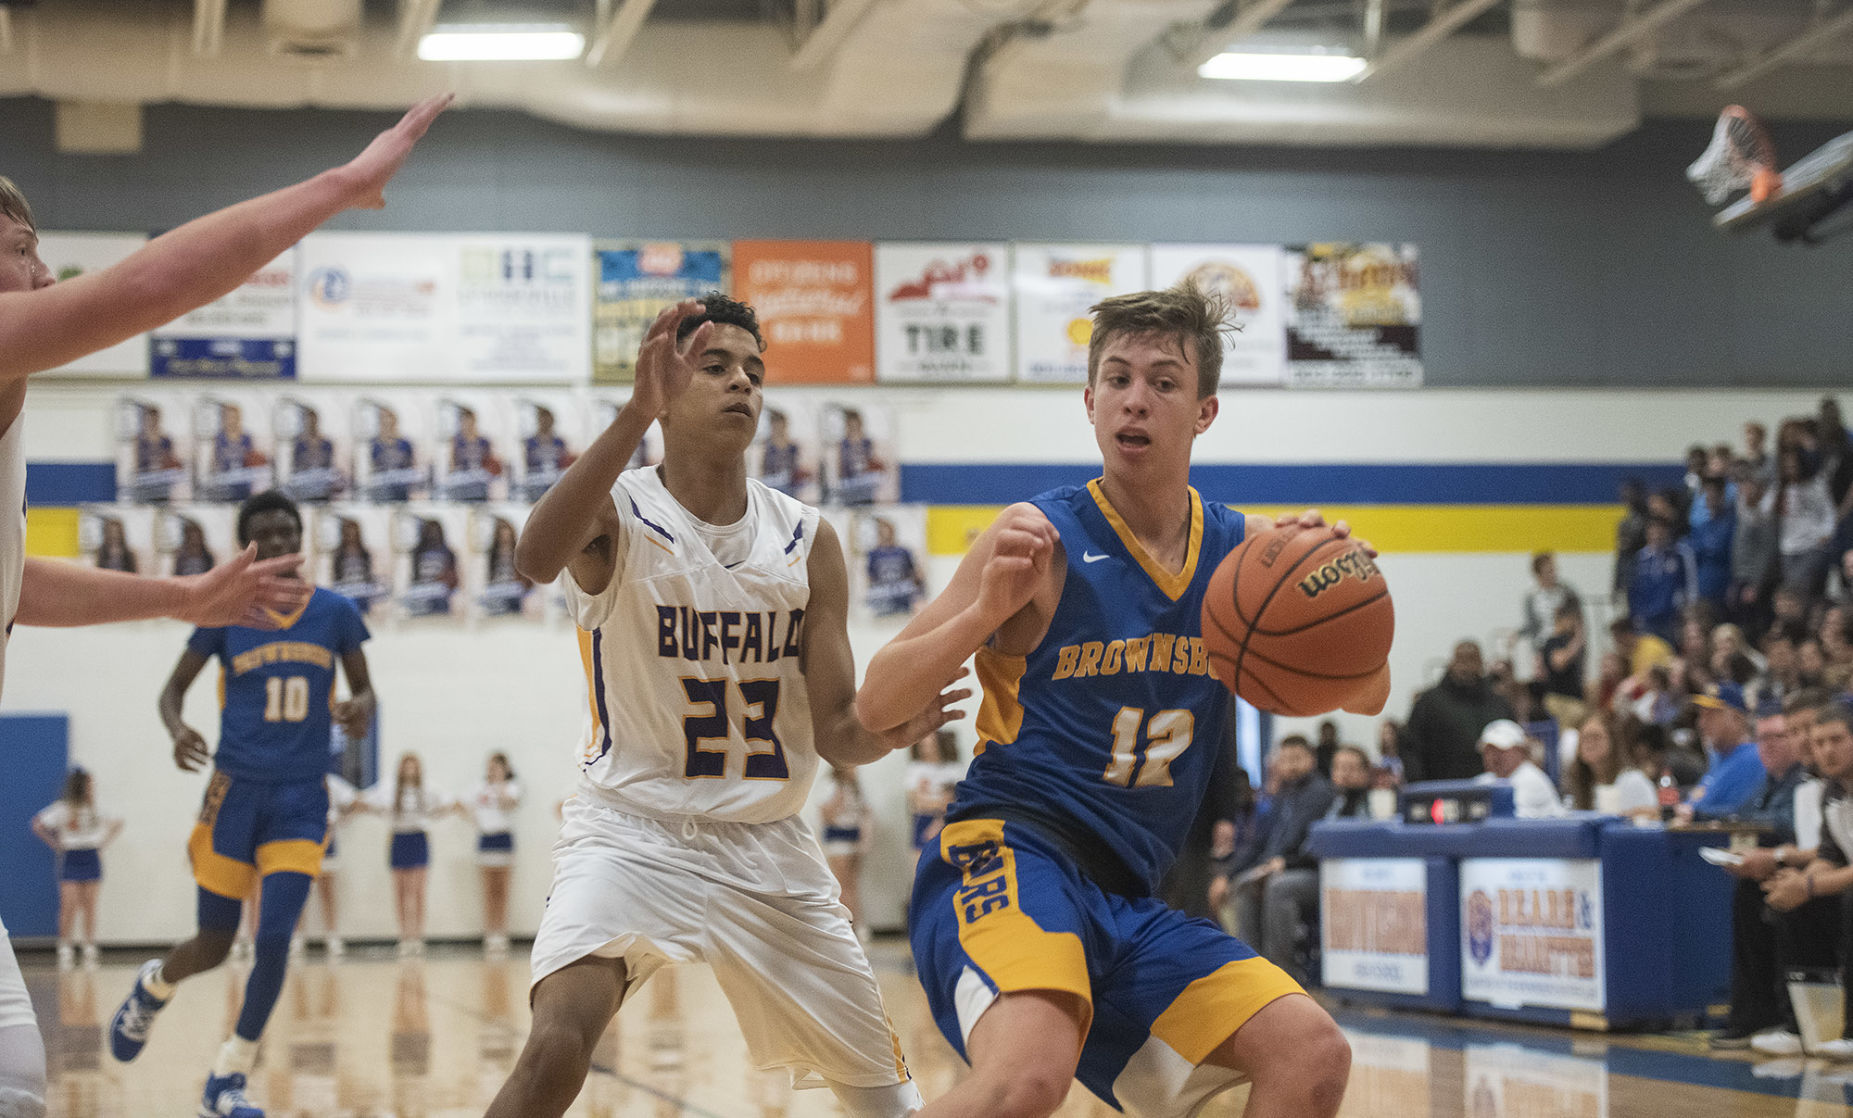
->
<box><xmin>35</xmin><ymin>232</ymin><xmax>149</xmax><ymax>377</ymax></box>
<box><xmin>1284</xmin><ymin>242</ymin><xmax>1422</xmax><ymax>389</ymax></box>
<box><xmin>874</xmin><ymin>243</ymin><xmax>1011</xmax><ymax>383</ymax></box>
<box><xmin>152</xmin><ymin>251</ymin><xmax>298</xmax><ymax>379</ymax></box>
<box><xmin>592</xmin><ymin>240</ymin><xmax>729</xmax><ymax>383</ymax></box>
<box><xmin>297</xmin><ymin>233</ymin><xmax>591</xmax><ymax>383</ymax></box>
<box><xmin>1012</xmin><ymin>243</ymin><xmax>1148</xmax><ymax>384</ymax></box>
<box><xmin>1320</xmin><ymin>858</ymin><xmax>1429</xmax><ymax>996</ymax></box>
<box><xmin>1460</xmin><ymin>858</ymin><xmax>1604</xmax><ymax>1012</ymax></box>
<box><xmin>1149</xmin><ymin>244</ymin><xmax>1287</xmax><ymax>387</ymax></box>
<box><xmin>733</xmin><ymin>240</ymin><xmax>874</xmax><ymax>384</ymax></box>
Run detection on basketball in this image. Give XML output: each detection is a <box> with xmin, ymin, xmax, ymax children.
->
<box><xmin>1201</xmin><ymin>526</ymin><xmax>1395</xmax><ymax>717</ymax></box>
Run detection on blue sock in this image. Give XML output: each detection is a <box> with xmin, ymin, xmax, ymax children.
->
<box><xmin>235</xmin><ymin>872</ymin><xmax>311</xmax><ymax>1042</ymax></box>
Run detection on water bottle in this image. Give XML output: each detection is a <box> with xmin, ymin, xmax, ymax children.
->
<box><xmin>1657</xmin><ymin>767</ymin><xmax>1678</xmax><ymax>822</ymax></box>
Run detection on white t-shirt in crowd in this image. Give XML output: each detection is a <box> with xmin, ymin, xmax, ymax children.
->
<box><xmin>1477</xmin><ymin>761</ymin><xmax>1567</xmax><ymax>819</ymax></box>
<box><xmin>470</xmin><ymin>779</ymin><xmax>522</xmax><ymax>834</ymax></box>
<box><xmin>34</xmin><ymin>800</ymin><xmax>115</xmax><ymax>850</ymax></box>
<box><xmin>1795</xmin><ymin>777</ymin><xmax>1826</xmax><ymax>851</ymax></box>
<box><xmin>1593</xmin><ymin>769</ymin><xmax>1658</xmax><ymax>816</ymax></box>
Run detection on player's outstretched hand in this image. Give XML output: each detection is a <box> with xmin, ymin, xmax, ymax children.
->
<box><xmin>975</xmin><ymin>506</ymin><xmax>1056</xmax><ymax>626</ymax></box>
<box><xmin>339</xmin><ymin>93</ymin><xmax>454</xmax><ymax>210</ymax></box>
<box><xmin>629</xmin><ymin>300</ymin><xmax>712</xmax><ymax>420</ymax></box>
<box><xmin>1273</xmin><ymin>509</ymin><xmax>1376</xmax><ymax>558</ymax></box>
<box><xmin>175</xmin><ymin>544</ymin><xmax>312</xmax><ymax>629</ymax></box>
<box><xmin>871</xmin><ymin>667</ymin><xmax>973</xmax><ymax>754</ymax></box>
<box><xmin>172</xmin><ymin>726</ymin><xmax>211</xmax><ymax>773</ymax></box>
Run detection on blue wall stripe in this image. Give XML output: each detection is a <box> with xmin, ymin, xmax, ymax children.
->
<box><xmin>24</xmin><ymin>463</ymin><xmax>116</xmax><ymax>506</ymax></box>
<box><xmin>899</xmin><ymin>462</ymin><xmax>1687</xmax><ymax>506</ymax></box>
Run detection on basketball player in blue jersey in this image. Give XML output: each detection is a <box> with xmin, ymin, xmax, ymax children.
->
<box><xmin>0</xmin><ymin>96</ymin><xmax>446</xmax><ymax>1118</ymax></box>
<box><xmin>857</xmin><ymin>284</ymin><xmax>1356</xmax><ymax>1118</ymax></box>
<box><xmin>108</xmin><ymin>490</ymin><xmax>374</xmax><ymax>1118</ymax></box>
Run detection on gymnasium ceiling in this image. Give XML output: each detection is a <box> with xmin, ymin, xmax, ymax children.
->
<box><xmin>1</xmin><ymin>0</ymin><xmax>1851</xmax><ymax>149</ymax></box>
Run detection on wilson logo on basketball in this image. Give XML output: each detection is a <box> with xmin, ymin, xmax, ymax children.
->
<box><xmin>1296</xmin><ymin>551</ymin><xmax>1380</xmax><ymax>599</ymax></box>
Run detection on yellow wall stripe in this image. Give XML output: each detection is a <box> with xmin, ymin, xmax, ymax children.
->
<box><xmin>25</xmin><ymin>507</ymin><xmax>82</xmax><ymax>558</ymax></box>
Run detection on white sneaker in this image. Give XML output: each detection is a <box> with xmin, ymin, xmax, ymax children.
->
<box><xmin>289</xmin><ymin>936</ymin><xmax>305</xmax><ymax>958</ymax></box>
<box><xmin>396</xmin><ymin>939</ymin><xmax>414</xmax><ymax>958</ymax></box>
<box><xmin>484</xmin><ymin>933</ymin><xmax>508</xmax><ymax>957</ymax></box>
<box><xmin>56</xmin><ymin>944</ymin><xmax>75</xmax><ymax>971</ymax></box>
<box><xmin>324</xmin><ymin>936</ymin><xmax>344</xmax><ymax>959</ymax></box>
<box><xmin>81</xmin><ymin>943</ymin><xmax>100</xmax><ymax>969</ymax></box>
<box><xmin>1812</xmin><ymin>1037</ymin><xmax>1853</xmax><ymax>1061</ymax></box>
<box><xmin>1751</xmin><ymin>1029</ymin><xmax>1804</xmax><ymax>1056</ymax></box>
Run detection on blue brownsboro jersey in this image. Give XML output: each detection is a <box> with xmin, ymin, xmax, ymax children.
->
<box><xmin>187</xmin><ymin>587</ymin><xmax>370</xmax><ymax>784</ymax></box>
<box><xmin>949</xmin><ymin>480</ymin><xmax>1245</xmax><ymax>894</ymax></box>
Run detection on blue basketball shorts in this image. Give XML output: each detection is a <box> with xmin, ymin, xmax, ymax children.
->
<box><xmin>189</xmin><ymin>771</ymin><xmax>330</xmax><ymax>900</ymax></box>
<box><xmin>910</xmin><ymin>817</ymin><xmax>1304</xmax><ymax>1115</ymax></box>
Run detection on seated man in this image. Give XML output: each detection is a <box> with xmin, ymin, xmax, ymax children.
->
<box><xmin>1209</xmin><ymin>737</ymin><xmax>1334</xmax><ymax>982</ymax></box>
<box><xmin>1475</xmin><ymin>719</ymin><xmax>1565</xmax><ymax>819</ymax></box>
<box><xmin>1683</xmin><ymin>683</ymin><xmax>1768</xmax><ymax>818</ymax></box>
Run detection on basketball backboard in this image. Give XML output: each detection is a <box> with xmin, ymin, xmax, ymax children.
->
<box><xmin>1688</xmin><ymin>106</ymin><xmax>1853</xmax><ymax>244</ymax></box>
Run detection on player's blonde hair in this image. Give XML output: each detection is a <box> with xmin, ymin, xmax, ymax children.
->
<box><xmin>1086</xmin><ymin>281</ymin><xmax>1234</xmax><ymax>398</ymax></box>
<box><xmin>0</xmin><ymin>176</ymin><xmax>35</xmax><ymax>232</ymax></box>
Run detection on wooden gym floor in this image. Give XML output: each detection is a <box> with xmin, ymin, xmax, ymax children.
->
<box><xmin>20</xmin><ymin>941</ymin><xmax>1852</xmax><ymax>1117</ymax></box>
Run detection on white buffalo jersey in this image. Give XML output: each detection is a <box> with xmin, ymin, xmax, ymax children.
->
<box><xmin>0</xmin><ymin>414</ymin><xmax>24</xmax><ymax>704</ymax></box>
<box><xmin>567</xmin><ymin>467</ymin><xmax>820</xmax><ymax>824</ymax></box>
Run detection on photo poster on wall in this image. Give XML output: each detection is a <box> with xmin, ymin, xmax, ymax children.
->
<box><xmin>78</xmin><ymin>504</ymin><xmax>155</xmax><ymax>577</ymax></box>
<box><xmin>750</xmin><ymin>395</ymin><xmax>819</xmax><ymax>505</ymax></box>
<box><xmin>1148</xmin><ymin>245</ymin><xmax>1288</xmax><ymax>388</ymax></box>
<box><xmin>817</xmin><ymin>401</ymin><xmax>898</xmax><ymax>507</ymax></box>
<box><xmin>273</xmin><ymin>391</ymin><xmax>351</xmax><ymax>505</ymax></box>
<box><xmin>430</xmin><ymin>392</ymin><xmax>513</xmax><ymax>504</ymax></box>
<box><xmin>151</xmin><ymin>250</ymin><xmax>298</xmax><ymax>379</ymax></box>
<box><xmin>390</xmin><ymin>503</ymin><xmax>471</xmax><ymax>621</ymax></box>
<box><xmin>591</xmin><ymin>240</ymin><xmax>730</xmax><ymax>384</ymax></box>
<box><xmin>315</xmin><ymin>504</ymin><xmax>394</xmax><ymax>617</ymax></box>
<box><xmin>296</xmin><ymin>232</ymin><xmax>592</xmax><ymax>384</ymax></box>
<box><xmin>874</xmin><ymin>243</ymin><xmax>1012</xmax><ymax>383</ymax></box>
<box><xmin>189</xmin><ymin>390</ymin><xmax>277</xmax><ymax>504</ymax></box>
<box><xmin>847</xmin><ymin>504</ymin><xmax>929</xmax><ymax>624</ymax></box>
<box><xmin>467</xmin><ymin>504</ymin><xmax>540</xmax><ymax>620</ymax></box>
<box><xmin>349</xmin><ymin>391</ymin><xmax>433</xmax><ymax>503</ymax></box>
<box><xmin>510</xmin><ymin>391</ymin><xmax>583</xmax><ymax>503</ymax></box>
<box><xmin>1012</xmin><ymin>243</ymin><xmax>1150</xmax><ymax>383</ymax></box>
<box><xmin>1284</xmin><ymin>242</ymin><xmax>1422</xmax><ymax>389</ymax></box>
<box><xmin>589</xmin><ymin>393</ymin><xmax>662</xmax><ymax>471</ymax></box>
<box><xmin>153</xmin><ymin>504</ymin><xmax>236</xmax><ymax>580</ymax></box>
<box><xmin>733</xmin><ymin>240</ymin><xmax>875</xmax><ymax>385</ymax></box>
<box><xmin>115</xmin><ymin>393</ymin><xmax>192</xmax><ymax>504</ymax></box>
<box><xmin>36</xmin><ymin>233</ymin><xmax>149</xmax><ymax>377</ymax></box>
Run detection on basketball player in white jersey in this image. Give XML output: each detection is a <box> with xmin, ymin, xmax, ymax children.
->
<box><xmin>0</xmin><ymin>95</ymin><xmax>447</xmax><ymax>1118</ymax></box>
<box><xmin>487</xmin><ymin>296</ymin><xmax>966</xmax><ymax>1118</ymax></box>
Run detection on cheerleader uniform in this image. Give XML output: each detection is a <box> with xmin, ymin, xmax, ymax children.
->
<box><xmin>470</xmin><ymin>779</ymin><xmax>522</xmax><ymax>867</ymax></box>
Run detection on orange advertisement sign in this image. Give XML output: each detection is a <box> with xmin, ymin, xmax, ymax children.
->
<box><xmin>732</xmin><ymin>240</ymin><xmax>874</xmax><ymax>384</ymax></box>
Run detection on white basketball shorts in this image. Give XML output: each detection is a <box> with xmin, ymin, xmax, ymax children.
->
<box><xmin>530</xmin><ymin>797</ymin><xmax>911</xmax><ymax>1091</ymax></box>
<box><xmin>0</xmin><ymin>917</ymin><xmax>35</xmax><ymax>1032</ymax></box>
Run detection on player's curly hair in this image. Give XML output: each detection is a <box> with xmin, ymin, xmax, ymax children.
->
<box><xmin>236</xmin><ymin>490</ymin><xmax>303</xmax><ymax>547</ymax></box>
<box><xmin>1087</xmin><ymin>281</ymin><xmax>1235</xmax><ymax>398</ymax></box>
<box><xmin>677</xmin><ymin>291</ymin><xmax>765</xmax><ymax>352</ymax></box>
<box><xmin>0</xmin><ymin>176</ymin><xmax>35</xmax><ymax>232</ymax></box>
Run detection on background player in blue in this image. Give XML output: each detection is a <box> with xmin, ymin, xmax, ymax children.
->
<box><xmin>110</xmin><ymin>490</ymin><xmax>376</xmax><ymax>1118</ymax></box>
<box><xmin>857</xmin><ymin>284</ymin><xmax>1356</xmax><ymax>1117</ymax></box>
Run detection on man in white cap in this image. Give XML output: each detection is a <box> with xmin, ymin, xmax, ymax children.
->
<box><xmin>1476</xmin><ymin>719</ymin><xmax>1566</xmax><ymax>819</ymax></box>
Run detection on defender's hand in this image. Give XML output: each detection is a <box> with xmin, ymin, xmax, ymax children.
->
<box><xmin>340</xmin><ymin>94</ymin><xmax>453</xmax><ymax>210</ymax></box>
<box><xmin>872</xmin><ymin>668</ymin><xmax>973</xmax><ymax>754</ymax></box>
<box><xmin>174</xmin><ymin>545</ymin><xmax>311</xmax><ymax>629</ymax></box>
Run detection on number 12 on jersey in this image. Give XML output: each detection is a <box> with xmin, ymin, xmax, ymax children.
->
<box><xmin>1103</xmin><ymin>707</ymin><xmax>1193</xmax><ymax>788</ymax></box>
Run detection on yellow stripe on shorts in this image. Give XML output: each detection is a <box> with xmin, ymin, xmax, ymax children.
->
<box><xmin>939</xmin><ymin>819</ymin><xmax>1092</xmax><ymax>1032</ymax></box>
<box><xmin>1150</xmin><ymin>956</ymin><xmax>1306</xmax><ymax>1065</ymax></box>
<box><xmin>188</xmin><ymin>822</ymin><xmax>255</xmax><ymax>901</ymax></box>
<box><xmin>255</xmin><ymin>838</ymin><xmax>326</xmax><ymax>879</ymax></box>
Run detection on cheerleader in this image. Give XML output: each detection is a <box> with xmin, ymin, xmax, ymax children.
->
<box><xmin>905</xmin><ymin>730</ymin><xmax>964</xmax><ymax>856</ymax></box>
<box><xmin>817</xmin><ymin>767</ymin><xmax>873</xmax><ymax>934</ymax></box>
<box><xmin>469</xmin><ymin>753</ymin><xmax>522</xmax><ymax>956</ymax></box>
<box><xmin>31</xmin><ymin>769</ymin><xmax>122</xmax><ymax>969</ymax></box>
<box><xmin>299</xmin><ymin>774</ymin><xmax>360</xmax><ymax>958</ymax></box>
<box><xmin>363</xmin><ymin>753</ymin><xmax>453</xmax><ymax>955</ymax></box>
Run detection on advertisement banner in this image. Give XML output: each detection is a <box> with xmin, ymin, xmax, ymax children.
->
<box><xmin>1460</xmin><ymin>858</ymin><xmax>1604</xmax><ymax>1012</ymax></box>
<box><xmin>1284</xmin><ymin>242</ymin><xmax>1422</xmax><ymax>388</ymax></box>
<box><xmin>1320</xmin><ymin>858</ymin><xmax>1429</xmax><ymax>996</ymax></box>
<box><xmin>298</xmin><ymin>233</ymin><xmax>591</xmax><ymax>383</ymax></box>
<box><xmin>1148</xmin><ymin>244</ymin><xmax>1287</xmax><ymax>388</ymax></box>
<box><xmin>592</xmin><ymin>241</ymin><xmax>730</xmax><ymax>383</ymax></box>
<box><xmin>1012</xmin><ymin>243</ymin><xmax>1148</xmax><ymax>383</ymax></box>
<box><xmin>36</xmin><ymin>233</ymin><xmax>149</xmax><ymax>377</ymax></box>
<box><xmin>733</xmin><ymin>240</ymin><xmax>874</xmax><ymax>384</ymax></box>
<box><xmin>152</xmin><ymin>251</ymin><xmax>298</xmax><ymax>379</ymax></box>
<box><xmin>874</xmin><ymin>243</ymin><xmax>1011</xmax><ymax>383</ymax></box>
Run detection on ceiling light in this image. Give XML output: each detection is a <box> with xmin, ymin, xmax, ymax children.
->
<box><xmin>1197</xmin><ymin>51</ymin><xmax>1367</xmax><ymax>83</ymax></box>
<box><xmin>417</xmin><ymin>23</ymin><xmax>584</xmax><ymax>61</ymax></box>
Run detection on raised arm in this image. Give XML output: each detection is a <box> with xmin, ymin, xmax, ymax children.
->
<box><xmin>855</xmin><ymin>503</ymin><xmax>1058</xmax><ymax>734</ymax></box>
<box><xmin>333</xmin><ymin>647</ymin><xmax>376</xmax><ymax>740</ymax></box>
<box><xmin>514</xmin><ymin>300</ymin><xmax>711</xmax><ymax>590</ymax></box>
<box><xmin>159</xmin><ymin>648</ymin><xmax>214</xmax><ymax>773</ymax></box>
<box><xmin>804</xmin><ymin>519</ymin><xmax>969</xmax><ymax>766</ymax></box>
<box><xmin>0</xmin><ymin>95</ymin><xmax>451</xmax><ymax>382</ymax></box>
<box><xmin>17</xmin><ymin>545</ymin><xmax>311</xmax><ymax>629</ymax></box>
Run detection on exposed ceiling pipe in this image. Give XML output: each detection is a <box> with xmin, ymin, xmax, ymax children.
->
<box><xmin>194</xmin><ymin>0</ymin><xmax>228</xmax><ymax>57</ymax></box>
<box><xmin>1177</xmin><ymin>0</ymin><xmax>1300</xmax><ymax>70</ymax></box>
<box><xmin>586</xmin><ymin>0</ymin><xmax>661</xmax><ymax>66</ymax></box>
<box><xmin>1715</xmin><ymin>3</ymin><xmax>1853</xmax><ymax>89</ymax></box>
<box><xmin>790</xmin><ymin>0</ymin><xmax>883</xmax><ymax>70</ymax></box>
<box><xmin>396</xmin><ymin>0</ymin><xmax>444</xmax><ymax>57</ymax></box>
<box><xmin>1357</xmin><ymin>0</ymin><xmax>1504</xmax><ymax>81</ymax></box>
<box><xmin>1536</xmin><ymin>0</ymin><xmax>1713</xmax><ymax>86</ymax></box>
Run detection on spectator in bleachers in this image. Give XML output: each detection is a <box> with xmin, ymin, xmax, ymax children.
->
<box><xmin>1475</xmin><ymin>719</ymin><xmax>1565</xmax><ymax>819</ymax></box>
<box><xmin>1684</xmin><ymin>445</ymin><xmax>1709</xmax><ymax>498</ymax></box>
<box><xmin>1399</xmin><ymin>640</ymin><xmax>1515</xmax><ymax>784</ymax></box>
<box><xmin>1770</xmin><ymin>584</ymin><xmax>1811</xmax><ymax>643</ymax></box>
<box><xmin>1677</xmin><ymin>683</ymin><xmax>1767</xmax><ymax>818</ymax></box>
<box><xmin>1520</xmin><ymin>551</ymin><xmax>1581</xmax><ymax>659</ymax></box>
<box><xmin>1613</xmin><ymin>478</ymin><xmax>1649</xmax><ymax>601</ymax></box>
<box><xmin>1690</xmin><ymin>476</ymin><xmax>1736</xmax><ymax>611</ymax></box>
<box><xmin>1799</xmin><ymin>637</ymin><xmax>1831</xmax><ymax>692</ymax></box>
<box><xmin>1742</xmin><ymin>421</ymin><xmax>1773</xmax><ymax>486</ymax></box>
<box><xmin>1609</xmin><ymin>617</ymin><xmax>1675</xmax><ymax>678</ymax></box>
<box><xmin>1536</xmin><ymin>602</ymin><xmax>1588</xmax><ymax>731</ymax></box>
<box><xmin>1374</xmin><ymin>721</ymin><xmax>1405</xmax><ymax>786</ymax></box>
<box><xmin>1778</xmin><ymin>447</ymin><xmax>1837</xmax><ymax>597</ymax></box>
<box><xmin>1629</xmin><ymin>516</ymin><xmax>1696</xmax><ymax>643</ymax></box>
<box><xmin>1565</xmin><ymin>712</ymin><xmax>1657</xmax><ymax>816</ymax></box>
<box><xmin>1325</xmin><ymin>746</ymin><xmax>1374</xmax><ymax>821</ymax></box>
<box><xmin>1210</xmin><ymin>737</ymin><xmax>1333</xmax><ymax>981</ymax></box>
<box><xmin>1730</xmin><ymin>472</ymin><xmax>1777</xmax><ymax>635</ymax></box>
<box><xmin>1590</xmin><ymin>650</ymin><xmax>1628</xmax><ymax>714</ymax></box>
<box><xmin>1820</xmin><ymin>610</ymin><xmax>1853</xmax><ymax>693</ymax></box>
<box><xmin>1760</xmin><ymin>631</ymin><xmax>1801</xmax><ymax>704</ymax></box>
<box><xmin>1312</xmin><ymin>719</ymin><xmax>1340</xmax><ymax>779</ymax></box>
<box><xmin>1819</xmin><ymin>396</ymin><xmax>1853</xmax><ymax>504</ymax></box>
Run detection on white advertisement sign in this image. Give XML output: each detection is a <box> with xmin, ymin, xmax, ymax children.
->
<box><xmin>298</xmin><ymin>233</ymin><xmax>591</xmax><ymax>383</ymax></box>
<box><xmin>1284</xmin><ymin>242</ymin><xmax>1422</xmax><ymax>389</ymax></box>
<box><xmin>1012</xmin><ymin>243</ymin><xmax>1148</xmax><ymax>383</ymax></box>
<box><xmin>1461</xmin><ymin>858</ymin><xmax>1605</xmax><ymax>1012</ymax></box>
<box><xmin>1148</xmin><ymin>244</ymin><xmax>1287</xmax><ymax>387</ymax></box>
<box><xmin>36</xmin><ymin>232</ymin><xmax>149</xmax><ymax>376</ymax></box>
<box><xmin>152</xmin><ymin>250</ymin><xmax>298</xmax><ymax>378</ymax></box>
<box><xmin>1320</xmin><ymin>858</ymin><xmax>1429</xmax><ymax>995</ymax></box>
<box><xmin>875</xmin><ymin>243</ymin><xmax>1011</xmax><ymax>383</ymax></box>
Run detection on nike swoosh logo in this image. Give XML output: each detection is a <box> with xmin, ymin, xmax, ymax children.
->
<box><xmin>1082</xmin><ymin>551</ymin><xmax>1109</xmax><ymax>563</ymax></box>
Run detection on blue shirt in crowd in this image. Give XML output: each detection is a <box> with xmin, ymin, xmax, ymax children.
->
<box><xmin>1628</xmin><ymin>541</ymin><xmax>1696</xmax><ymax>641</ymax></box>
<box><xmin>1689</xmin><ymin>739</ymin><xmax>1766</xmax><ymax>816</ymax></box>
<box><xmin>1688</xmin><ymin>511</ymin><xmax>1736</xmax><ymax>605</ymax></box>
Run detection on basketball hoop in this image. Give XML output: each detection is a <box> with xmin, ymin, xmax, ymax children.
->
<box><xmin>1687</xmin><ymin>105</ymin><xmax>1783</xmax><ymax>205</ymax></box>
